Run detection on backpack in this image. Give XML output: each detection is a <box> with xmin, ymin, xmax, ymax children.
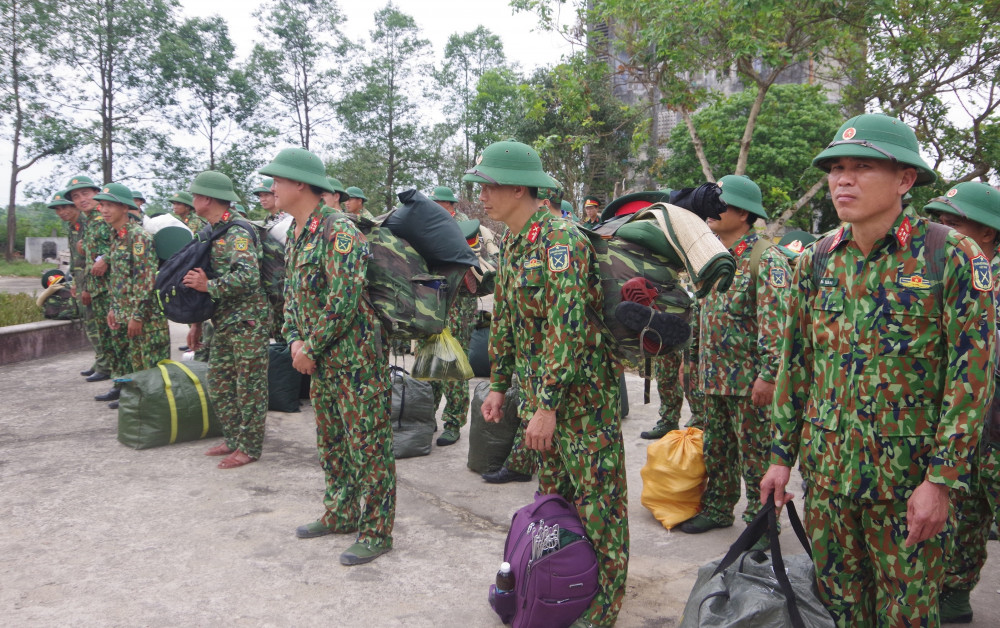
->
<box><xmin>154</xmin><ymin>218</ymin><xmax>258</xmax><ymax>324</ymax></box>
<box><xmin>489</xmin><ymin>493</ymin><xmax>599</xmax><ymax>628</ymax></box>
<box><xmin>255</xmin><ymin>214</ymin><xmax>293</xmax><ymax>302</ymax></box>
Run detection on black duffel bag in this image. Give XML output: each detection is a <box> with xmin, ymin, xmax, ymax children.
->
<box><xmin>467</xmin><ymin>378</ymin><xmax>520</xmax><ymax>474</ymax></box>
<box><xmin>390</xmin><ymin>366</ymin><xmax>436</xmax><ymax>458</ymax></box>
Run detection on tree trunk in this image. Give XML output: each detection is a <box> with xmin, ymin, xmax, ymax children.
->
<box><xmin>766</xmin><ymin>177</ymin><xmax>827</xmax><ymax>236</ymax></box>
<box><xmin>681</xmin><ymin>109</ymin><xmax>715</xmax><ymax>182</ymax></box>
<box><xmin>5</xmin><ymin>4</ymin><xmax>21</xmax><ymax>262</ymax></box>
<box><xmin>735</xmin><ymin>82</ymin><xmax>771</xmax><ymax>175</ymax></box>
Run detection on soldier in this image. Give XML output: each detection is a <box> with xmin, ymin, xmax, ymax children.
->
<box><xmin>169</xmin><ymin>192</ymin><xmax>207</xmax><ymax>232</ymax></box>
<box><xmin>760</xmin><ymin>114</ymin><xmax>996</xmax><ymax>626</ymax></box>
<box><xmin>182</xmin><ymin>171</ymin><xmax>270</xmax><ymax>470</ymax></box>
<box><xmin>537</xmin><ymin>184</ymin><xmax>563</xmax><ymax>218</ymax></box>
<box><xmin>678</xmin><ymin>175</ymin><xmax>791</xmax><ymax>542</ymax></box>
<box><xmin>423</xmin><ymin>185</ymin><xmax>476</xmax><ymax>446</ymax></box>
<box><xmin>924</xmin><ymin>181</ymin><xmax>1000</xmax><ymax>623</ymax></box>
<box><xmin>47</xmin><ymin>189</ymin><xmax>86</xmax><ymax>303</ymax></box>
<box><xmin>253</xmin><ymin>176</ymin><xmax>291</xmax><ymax>340</ymax></box>
<box><xmin>93</xmin><ymin>183</ymin><xmax>170</xmax><ymax>408</ymax></box>
<box><xmin>131</xmin><ymin>190</ymin><xmax>146</xmax><ymax>212</ymax></box>
<box><xmin>260</xmin><ymin>148</ymin><xmax>395</xmax><ymax>566</ymax></box>
<box><xmin>344</xmin><ymin>186</ymin><xmax>375</xmax><ymax>220</ymax></box>
<box><xmin>582</xmin><ymin>196</ymin><xmax>602</xmax><ymax>228</ymax></box>
<box><xmin>468</xmin><ymin>140</ymin><xmax>628</xmax><ymax>628</ymax></box>
<box><xmin>319</xmin><ymin>176</ymin><xmax>347</xmax><ymax>213</ymax></box>
<box><xmin>66</xmin><ymin>175</ymin><xmax>115</xmax><ymax>385</ymax></box>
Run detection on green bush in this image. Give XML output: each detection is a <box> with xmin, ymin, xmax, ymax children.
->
<box><xmin>0</xmin><ymin>292</ymin><xmax>44</xmax><ymax>326</ymax></box>
<box><xmin>0</xmin><ymin>202</ymin><xmax>65</xmax><ymax>254</ymax></box>
<box><xmin>0</xmin><ymin>260</ymin><xmax>57</xmax><ymax>277</ymax></box>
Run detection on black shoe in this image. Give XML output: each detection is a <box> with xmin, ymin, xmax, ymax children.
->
<box><xmin>108</xmin><ymin>401</ymin><xmax>119</xmax><ymax>410</ymax></box>
<box><xmin>86</xmin><ymin>372</ymin><xmax>110</xmax><ymax>382</ymax></box>
<box><xmin>679</xmin><ymin>514</ymin><xmax>732</xmax><ymax>534</ymax></box>
<box><xmin>640</xmin><ymin>421</ymin><xmax>678</xmax><ymax>439</ymax></box>
<box><xmin>482</xmin><ymin>467</ymin><xmax>533</xmax><ymax>484</ymax></box>
<box><xmin>95</xmin><ymin>388</ymin><xmax>120</xmax><ymax>402</ymax></box>
<box><xmin>80</xmin><ymin>368</ymin><xmax>95</xmax><ymax>377</ymax></box>
<box><xmin>178</xmin><ymin>345</ymin><xmax>189</xmax><ymax>352</ymax></box>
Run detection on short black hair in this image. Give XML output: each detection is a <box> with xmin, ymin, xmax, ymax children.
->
<box><xmin>527</xmin><ymin>187</ymin><xmax>539</xmax><ymax>200</ymax></box>
<box><xmin>309</xmin><ymin>184</ymin><xmax>326</xmax><ymax>197</ymax></box>
<box><xmin>745</xmin><ymin>213</ymin><xmax>757</xmax><ymax>227</ymax></box>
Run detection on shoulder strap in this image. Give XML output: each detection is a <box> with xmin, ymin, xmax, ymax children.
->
<box><xmin>924</xmin><ymin>221</ymin><xmax>949</xmax><ymax>304</ymax></box>
<box><xmin>749</xmin><ymin>238</ymin><xmax>776</xmax><ymax>275</ymax></box>
<box><xmin>810</xmin><ymin>234</ymin><xmax>837</xmax><ymax>288</ymax></box>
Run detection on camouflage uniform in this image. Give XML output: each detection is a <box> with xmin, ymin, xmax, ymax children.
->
<box><xmin>64</xmin><ymin>210</ymin><xmax>105</xmax><ymax>371</ymax></box>
<box><xmin>490</xmin><ymin>209</ymin><xmax>628</xmax><ymax>626</ymax></box>
<box><xmin>261</xmin><ymin>212</ymin><xmax>291</xmax><ymax>341</ymax></box>
<box><xmin>650</xmin><ymin>303</ymin><xmax>706</xmax><ymax>432</ymax></box>
<box><xmin>770</xmin><ymin>208</ymin><xmax>996</xmax><ymax>626</ymax></box>
<box><xmin>283</xmin><ymin>210</ymin><xmax>395</xmax><ymax>548</ymax></box>
<box><xmin>82</xmin><ymin>211</ymin><xmax>116</xmax><ymax>376</ymax></box>
<box><xmin>698</xmin><ymin>233</ymin><xmax>790</xmax><ymax>525</ymax></box>
<box><xmin>107</xmin><ymin>221</ymin><xmax>169</xmax><ymax>373</ymax></box>
<box><xmin>205</xmin><ymin>210</ymin><xmax>270</xmax><ymax>460</ymax></box>
<box><xmin>177</xmin><ymin>211</ymin><xmax>207</xmax><ymax>233</ymax></box>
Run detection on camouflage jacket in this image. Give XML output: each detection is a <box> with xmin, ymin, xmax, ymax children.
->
<box><xmin>282</xmin><ymin>209</ymin><xmax>385</xmax><ymax>389</ymax></box>
<box><xmin>176</xmin><ymin>212</ymin><xmax>207</xmax><ymax>233</ymax></box>
<box><xmin>82</xmin><ymin>210</ymin><xmax>114</xmax><ymax>295</ymax></box>
<box><xmin>489</xmin><ymin>209</ymin><xmax>622</xmax><ymax>453</ymax></box>
<box><xmin>65</xmin><ymin>211</ymin><xmax>88</xmax><ymax>281</ymax></box>
<box><xmin>107</xmin><ymin>221</ymin><xmax>162</xmax><ymax>322</ymax></box>
<box><xmin>770</xmin><ymin>207</ymin><xmax>996</xmax><ymax>500</ymax></box>
<box><xmin>698</xmin><ymin>231</ymin><xmax>791</xmax><ymax>395</ymax></box>
<box><xmin>205</xmin><ymin>210</ymin><xmax>268</xmax><ymax>330</ymax></box>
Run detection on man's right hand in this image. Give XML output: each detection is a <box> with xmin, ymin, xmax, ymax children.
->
<box><xmin>187</xmin><ymin>323</ymin><xmax>203</xmax><ymax>351</ymax></box>
<box><xmin>91</xmin><ymin>258</ymin><xmax>108</xmax><ymax>276</ymax></box>
<box><xmin>481</xmin><ymin>391</ymin><xmax>505</xmax><ymax>423</ymax></box>
<box><xmin>760</xmin><ymin>464</ymin><xmax>794</xmax><ymax>507</ymax></box>
<box><xmin>81</xmin><ymin>290</ymin><xmax>92</xmax><ymax>306</ymax></box>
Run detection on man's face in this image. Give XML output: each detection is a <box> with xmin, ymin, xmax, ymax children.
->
<box><xmin>133</xmin><ymin>198</ymin><xmax>145</xmax><ymax>209</ymax></box>
<box><xmin>934</xmin><ymin>212</ymin><xmax>996</xmax><ymax>253</ymax></box>
<box><xmin>171</xmin><ymin>201</ymin><xmax>191</xmax><ymax>216</ymax></box>
<box><xmin>192</xmin><ymin>193</ymin><xmax>214</xmax><ymax>217</ymax></box>
<box><xmin>258</xmin><ymin>191</ymin><xmax>276</xmax><ymax>212</ymax></box>
<box><xmin>344</xmin><ymin>197</ymin><xmax>363</xmax><ymax>214</ymax></box>
<box><xmin>434</xmin><ymin>200</ymin><xmax>455</xmax><ymax>214</ymax></box>
<box><xmin>826</xmin><ymin>156</ymin><xmax>915</xmax><ymax>225</ymax></box>
<box><xmin>585</xmin><ymin>206</ymin><xmax>599</xmax><ymax>220</ymax></box>
<box><xmin>706</xmin><ymin>205</ymin><xmax>749</xmax><ymax>237</ymax></box>
<box><xmin>99</xmin><ymin>200</ymin><xmax>128</xmax><ymax>227</ymax></box>
<box><xmin>54</xmin><ymin>206</ymin><xmax>79</xmax><ymax>223</ymax></box>
<box><xmin>269</xmin><ymin>176</ymin><xmax>301</xmax><ymax>212</ymax></box>
<box><xmin>320</xmin><ymin>191</ymin><xmax>338</xmax><ymax>208</ymax></box>
<box><xmin>479</xmin><ymin>184</ymin><xmax>520</xmax><ymax>226</ymax></box>
<box><xmin>70</xmin><ymin>188</ymin><xmax>97</xmax><ymax>212</ymax></box>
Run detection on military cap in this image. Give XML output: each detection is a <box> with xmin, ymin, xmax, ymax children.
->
<box><xmin>717</xmin><ymin>174</ymin><xmax>768</xmax><ymax>219</ymax></box>
<box><xmin>429</xmin><ymin>186</ymin><xmax>458</xmax><ymax>203</ymax></box>
<box><xmin>132</xmin><ymin>190</ymin><xmax>146</xmax><ymax>201</ymax></box>
<box><xmin>252</xmin><ymin>178</ymin><xmax>274</xmax><ymax>195</ymax></box>
<box><xmin>777</xmin><ymin>229</ymin><xmax>817</xmax><ymax>257</ymax></box>
<box><xmin>345</xmin><ymin>186</ymin><xmax>368</xmax><ymax>201</ymax></box>
<box><xmin>64</xmin><ymin>175</ymin><xmax>101</xmax><ymax>196</ymax></box>
<box><xmin>327</xmin><ymin>177</ymin><xmax>347</xmax><ymax>194</ymax></box>
<box><xmin>47</xmin><ymin>190</ymin><xmax>75</xmax><ymax>209</ymax></box>
<box><xmin>459</xmin><ymin>218</ymin><xmax>481</xmax><ymax>241</ymax></box>
<box><xmin>234</xmin><ymin>203</ymin><xmax>248</xmax><ymax>216</ymax></box>
<box><xmin>560</xmin><ymin>199</ymin><xmax>573</xmax><ymax>215</ymax></box>
<box><xmin>41</xmin><ymin>269</ymin><xmax>68</xmax><ymax>289</ymax></box>
<box><xmin>169</xmin><ymin>191</ymin><xmax>195</xmax><ymax>208</ymax></box>
<box><xmin>813</xmin><ymin>113</ymin><xmax>936</xmax><ymax>186</ymax></box>
<box><xmin>258</xmin><ymin>148</ymin><xmax>336</xmax><ymax>193</ymax></box>
<box><xmin>925</xmin><ymin>182</ymin><xmax>1000</xmax><ymax>232</ymax></box>
<box><xmin>463</xmin><ymin>140</ymin><xmax>559</xmax><ymax>189</ymax></box>
<box><xmin>189</xmin><ymin>171</ymin><xmax>240</xmax><ymax>203</ymax></box>
<box><xmin>601</xmin><ymin>190</ymin><xmax>671</xmax><ymax>222</ymax></box>
<box><xmin>93</xmin><ymin>182</ymin><xmax>139</xmax><ymax>210</ymax></box>
<box><xmin>584</xmin><ymin>196</ymin><xmax>601</xmax><ymax>208</ymax></box>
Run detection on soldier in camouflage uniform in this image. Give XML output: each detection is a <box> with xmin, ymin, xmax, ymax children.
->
<box><xmin>319</xmin><ymin>176</ymin><xmax>347</xmax><ymax>214</ymax></box>
<box><xmin>252</xmin><ymin>177</ymin><xmax>290</xmax><ymax>339</ymax></box>
<box><xmin>170</xmin><ymin>191</ymin><xmax>207</xmax><ymax>232</ymax></box>
<box><xmin>64</xmin><ymin>175</ymin><xmax>112</xmax><ymax>382</ymax></box>
<box><xmin>344</xmin><ymin>186</ymin><xmax>375</xmax><ymax>220</ymax></box>
<box><xmin>182</xmin><ymin>171</ymin><xmax>270</xmax><ymax>470</ymax></box>
<box><xmin>93</xmin><ymin>183</ymin><xmax>169</xmax><ymax>408</ymax></box>
<box><xmin>924</xmin><ymin>182</ymin><xmax>1000</xmax><ymax>623</ymax></box>
<box><xmin>260</xmin><ymin>148</ymin><xmax>395</xmax><ymax>566</ymax></box>
<box><xmin>468</xmin><ymin>141</ymin><xmax>628</xmax><ymax>628</ymax></box>
<box><xmin>679</xmin><ymin>175</ymin><xmax>791</xmax><ymax>538</ymax></box>
<box><xmin>761</xmin><ymin>114</ymin><xmax>997</xmax><ymax>627</ymax></box>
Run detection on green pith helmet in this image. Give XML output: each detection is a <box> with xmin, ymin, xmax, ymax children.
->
<box><xmin>258</xmin><ymin>147</ymin><xmax>336</xmax><ymax>193</ymax></box>
<box><xmin>189</xmin><ymin>170</ymin><xmax>240</xmax><ymax>203</ymax></box>
<box><xmin>64</xmin><ymin>175</ymin><xmax>101</xmax><ymax>197</ymax></box>
<box><xmin>601</xmin><ymin>190</ymin><xmax>671</xmax><ymax>222</ymax></box>
<box><xmin>252</xmin><ymin>178</ymin><xmax>274</xmax><ymax>195</ymax></box>
<box><xmin>92</xmin><ymin>182</ymin><xmax>139</xmax><ymax>210</ymax></box>
<box><xmin>560</xmin><ymin>199</ymin><xmax>573</xmax><ymax>214</ymax></box>
<box><xmin>462</xmin><ymin>140</ymin><xmax>558</xmax><ymax>189</ymax></box>
<box><xmin>717</xmin><ymin>174</ymin><xmax>768</xmax><ymax>219</ymax></box>
<box><xmin>234</xmin><ymin>203</ymin><xmax>247</xmax><ymax>216</ymax></box>
<box><xmin>327</xmin><ymin>176</ymin><xmax>347</xmax><ymax>194</ymax></box>
<box><xmin>925</xmin><ymin>182</ymin><xmax>1000</xmax><ymax>232</ymax></box>
<box><xmin>132</xmin><ymin>190</ymin><xmax>146</xmax><ymax>201</ymax></box>
<box><xmin>812</xmin><ymin>113</ymin><xmax>937</xmax><ymax>186</ymax></box>
<box><xmin>48</xmin><ymin>190</ymin><xmax>75</xmax><ymax>209</ymax></box>
<box><xmin>429</xmin><ymin>186</ymin><xmax>458</xmax><ymax>203</ymax></box>
<box><xmin>345</xmin><ymin>186</ymin><xmax>367</xmax><ymax>201</ymax></box>
<box><xmin>778</xmin><ymin>229</ymin><xmax>818</xmax><ymax>257</ymax></box>
<box><xmin>169</xmin><ymin>191</ymin><xmax>195</xmax><ymax>208</ymax></box>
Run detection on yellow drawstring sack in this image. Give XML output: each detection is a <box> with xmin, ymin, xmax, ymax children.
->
<box><xmin>640</xmin><ymin>427</ymin><xmax>706</xmax><ymax>529</ymax></box>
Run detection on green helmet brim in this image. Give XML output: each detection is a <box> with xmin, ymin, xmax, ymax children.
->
<box><xmin>93</xmin><ymin>191</ymin><xmax>139</xmax><ymax>210</ymax></box>
<box><xmin>258</xmin><ymin>163</ymin><xmax>335</xmax><ymax>194</ymax></box>
<box><xmin>812</xmin><ymin>142</ymin><xmax>937</xmax><ymax>187</ymax></box>
<box><xmin>462</xmin><ymin>166</ymin><xmax>558</xmax><ymax>190</ymax></box>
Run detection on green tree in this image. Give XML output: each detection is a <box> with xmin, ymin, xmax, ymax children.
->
<box><xmin>248</xmin><ymin>0</ymin><xmax>348</xmax><ymax>150</ymax></box>
<box><xmin>664</xmin><ymin>84</ymin><xmax>841</xmax><ymax>233</ymax></box>
<box><xmin>1</xmin><ymin>0</ymin><xmax>78</xmax><ymax>260</ymax></box>
<box><xmin>337</xmin><ymin>3</ymin><xmax>432</xmax><ymax>213</ymax></box>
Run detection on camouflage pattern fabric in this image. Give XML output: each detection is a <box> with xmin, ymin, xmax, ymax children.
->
<box><xmin>650</xmin><ymin>345</ymin><xmax>706</xmax><ymax>431</ymax></box>
<box><xmin>770</xmin><ymin>207</ymin><xmax>996</xmax><ymax>621</ymax></box>
<box><xmin>176</xmin><ymin>211</ymin><xmax>207</xmax><ymax>233</ymax></box>
<box><xmin>64</xmin><ymin>211</ymin><xmax>106</xmax><ymax>372</ymax></box>
<box><xmin>283</xmin><ymin>208</ymin><xmax>395</xmax><ymax>546</ymax></box>
<box><xmin>489</xmin><ymin>208</ymin><xmax>627</xmax><ymax>626</ymax></box>
<box><xmin>106</xmin><ymin>221</ymin><xmax>169</xmax><ymax>375</ymax></box>
<box><xmin>205</xmin><ymin>209</ymin><xmax>270</xmax><ymax>459</ymax></box>
<box><xmin>82</xmin><ymin>211</ymin><xmax>115</xmax><ymax>374</ymax></box>
<box><xmin>255</xmin><ymin>217</ymin><xmax>289</xmax><ymax>340</ymax></box>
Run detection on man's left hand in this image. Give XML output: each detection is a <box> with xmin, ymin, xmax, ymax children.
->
<box><xmin>182</xmin><ymin>268</ymin><xmax>209</xmax><ymax>292</ymax></box>
<box><xmin>905</xmin><ymin>480</ymin><xmax>950</xmax><ymax>547</ymax></box>
<box><xmin>291</xmin><ymin>346</ymin><xmax>316</xmax><ymax>375</ymax></box>
<box><xmin>525</xmin><ymin>409</ymin><xmax>557</xmax><ymax>451</ymax></box>
<box><xmin>751</xmin><ymin>377</ymin><xmax>775</xmax><ymax>407</ymax></box>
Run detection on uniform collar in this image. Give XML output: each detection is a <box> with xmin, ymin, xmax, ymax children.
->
<box><xmin>826</xmin><ymin>206</ymin><xmax>918</xmax><ymax>254</ymax></box>
<box><xmin>512</xmin><ymin>209</ymin><xmax>551</xmax><ymax>243</ymax></box>
<box><xmin>730</xmin><ymin>231</ymin><xmax>758</xmax><ymax>257</ymax></box>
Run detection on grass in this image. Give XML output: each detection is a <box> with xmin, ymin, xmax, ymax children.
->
<box><xmin>0</xmin><ymin>260</ymin><xmax>58</xmax><ymax>277</ymax></box>
<box><xmin>0</xmin><ymin>292</ymin><xmax>45</xmax><ymax>326</ymax></box>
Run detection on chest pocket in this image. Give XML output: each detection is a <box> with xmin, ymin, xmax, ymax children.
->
<box><xmin>872</xmin><ymin>286</ymin><xmax>940</xmax><ymax>358</ymax></box>
<box><xmin>294</xmin><ymin>244</ymin><xmax>328</xmax><ymax>296</ymax></box>
<box><xmin>516</xmin><ymin>269</ymin><xmax>547</xmax><ymax>319</ymax></box>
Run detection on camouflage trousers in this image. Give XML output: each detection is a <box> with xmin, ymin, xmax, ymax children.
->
<box><xmin>944</xmin><ymin>445</ymin><xmax>1000</xmax><ymax>591</ymax></box>
<box><xmin>651</xmin><ymin>350</ymin><xmax>706</xmax><ymax>430</ymax></box>
<box><xmin>267</xmin><ymin>294</ymin><xmax>285</xmax><ymax>342</ymax></box>
<box><xmin>699</xmin><ymin>393</ymin><xmax>770</xmax><ymax>525</ymax></box>
<box><xmin>106</xmin><ymin>317</ymin><xmax>170</xmax><ymax>378</ymax></box>
<box><xmin>194</xmin><ymin>320</ymin><xmax>214</xmax><ymax>363</ymax></box>
<box><xmin>82</xmin><ymin>291</ymin><xmax>112</xmax><ymax>375</ymax></box>
<box><xmin>428</xmin><ymin>294</ymin><xmax>476</xmax><ymax>429</ymax></box>
<box><xmin>312</xmin><ymin>369</ymin><xmax>396</xmax><ymax>547</ymax></box>
<box><xmin>209</xmin><ymin>321</ymin><xmax>269</xmax><ymax>459</ymax></box>
<box><xmin>503</xmin><ymin>412</ymin><xmax>541</xmax><ymax>476</ymax></box>
<box><xmin>538</xmin><ymin>436</ymin><xmax>629</xmax><ymax>626</ymax></box>
<box><xmin>805</xmin><ymin>485</ymin><xmax>950</xmax><ymax>627</ymax></box>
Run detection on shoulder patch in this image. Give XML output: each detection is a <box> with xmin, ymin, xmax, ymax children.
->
<box><xmin>234</xmin><ymin>236</ymin><xmax>249</xmax><ymax>251</ymax></box>
<box><xmin>132</xmin><ymin>240</ymin><xmax>145</xmax><ymax>256</ymax></box>
<box><xmin>971</xmin><ymin>254</ymin><xmax>993</xmax><ymax>292</ymax></box>
<box><xmin>769</xmin><ymin>267</ymin><xmax>787</xmax><ymax>288</ymax></box>
<box><xmin>547</xmin><ymin>244</ymin><xmax>570</xmax><ymax>272</ymax></box>
<box><xmin>334</xmin><ymin>232</ymin><xmax>354</xmax><ymax>254</ymax></box>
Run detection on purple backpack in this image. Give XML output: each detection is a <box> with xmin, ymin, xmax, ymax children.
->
<box><xmin>489</xmin><ymin>493</ymin><xmax>599</xmax><ymax>628</ymax></box>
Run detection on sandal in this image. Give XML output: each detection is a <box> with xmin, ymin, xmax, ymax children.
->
<box><xmin>204</xmin><ymin>443</ymin><xmax>234</xmax><ymax>456</ymax></box>
<box><xmin>218</xmin><ymin>450</ymin><xmax>256</xmax><ymax>469</ymax></box>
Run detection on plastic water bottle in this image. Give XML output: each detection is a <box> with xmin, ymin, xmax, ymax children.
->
<box><xmin>496</xmin><ymin>562</ymin><xmax>515</xmax><ymax>593</ymax></box>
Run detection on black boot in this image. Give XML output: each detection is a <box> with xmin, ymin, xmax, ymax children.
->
<box><xmin>95</xmin><ymin>387</ymin><xmax>120</xmax><ymax>402</ymax></box>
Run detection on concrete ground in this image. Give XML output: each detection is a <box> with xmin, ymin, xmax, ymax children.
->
<box><xmin>1</xmin><ymin>290</ymin><xmax>998</xmax><ymax>626</ymax></box>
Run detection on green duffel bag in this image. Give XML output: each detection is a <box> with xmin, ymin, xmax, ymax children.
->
<box><xmin>390</xmin><ymin>366</ymin><xmax>436</xmax><ymax>459</ymax></box>
<box><xmin>467</xmin><ymin>378</ymin><xmax>521</xmax><ymax>474</ymax></box>
<box><xmin>117</xmin><ymin>359</ymin><xmax>222</xmax><ymax>450</ymax></box>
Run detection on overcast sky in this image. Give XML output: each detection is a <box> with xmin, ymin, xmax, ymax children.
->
<box><xmin>4</xmin><ymin>0</ymin><xmax>575</xmax><ymax>203</ymax></box>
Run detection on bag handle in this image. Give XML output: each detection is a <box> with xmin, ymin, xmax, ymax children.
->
<box><xmin>156</xmin><ymin>359</ymin><xmax>211</xmax><ymax>443</ymax></box>
<box><xmin>709</xmin><ymin>496</ymin><xmax>809</xmax><ymax>628</ymax></box>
